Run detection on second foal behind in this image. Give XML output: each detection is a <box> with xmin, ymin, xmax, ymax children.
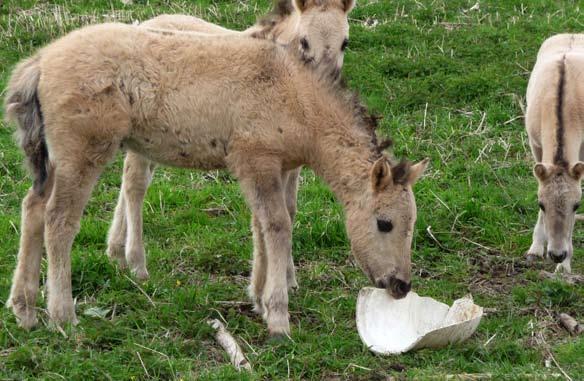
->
<box><xmin>107</xmin><ymin>0</ymin><xmax>356</xmax><ymax>283</ymax></box>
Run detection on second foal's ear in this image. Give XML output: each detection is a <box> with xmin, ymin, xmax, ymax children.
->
<box><xmin>371</xmin><ymin>158</ymin><xmax>392</xmax><ymax>192</ymax></box>
<box><xmin>293</xmin><ymin>0</ymin><xmax>310</xmax><ymax>13</ymax></box>
<box><xmin>342</xmin><ymin>0</ymin><xmax>356</xmax><ymax>13</ymax></box>
<box><xmin>408</xmin><ymin>158</ymin><xmax>430</xmax><ymax>185</ymax></box>
<box><xmin>534</xmin><ymin>163</ymin><xmax>552</xmax><ymax>182</ymax></box>
<box><xmin>570</xmin><ymin>162</ymin><xmax>584</xmax><ymax>180</ymax></box>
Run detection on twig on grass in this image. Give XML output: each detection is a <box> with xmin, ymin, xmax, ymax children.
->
<box><xmin>123</xmin><ymin>274</ymin><xmax>155</xmax><ymax>307</ymax></box>
<box><xmin>134</xmin><ymin>343</ymin><xmax>169</xmax><ymax>359</ymax></box>
<box><xmin>461</xmin><ymin>237</ymin><xmax>497</xmax><ymax>253</ymax></box>
<box><xmin>426</xmin><ymin>225</ymin><xmax>453</xmax><ymax>252</ymax></box>
<box><xmin>136</xmin><ymin>351</ymin><xmax>150</xmax><ymax>378</ymax></box>
<box><xmin>539</xmin><ymin>270</ymin><xmax>584</xmax><ymax>285</ymax></box>
<box><xmin>207</xmin><ymin>319</ymin><xmax>251</xmax><ymax>372</ymax></box>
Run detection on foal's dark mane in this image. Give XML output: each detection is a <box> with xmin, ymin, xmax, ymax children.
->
<box><xmin>313</xmin><ymin>73</ymin><xmax>413</xmax><ymax>182</ymax></box>
<box><xmin>323</xmin><ymin>76</ymin><xmax>393</xmax><ymax>159</ymax></box>
<box><xmin>257</xmin><ymin>0</ymin><xmax>294</xmax><ymax>28</ymax></box>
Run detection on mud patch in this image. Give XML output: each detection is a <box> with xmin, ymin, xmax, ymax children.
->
<box><xmin>469</xmin><ymin>255</ymin><xmax>529</xmax><ymax>297</ymax></box>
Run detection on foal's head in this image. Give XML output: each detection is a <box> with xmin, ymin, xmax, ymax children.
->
<box><xmin>347</xmin><ymin>158</ymin><xmax>429</xmax><ymax>299</ymax></box>
<box><xmin>534</xmin><ymin>162</ymin><xmax>584</xmax><ymax>263</ymax></box>
<box><xmin>290</xmin><ymin>0</ymin><xmax>354</xmax><ymax>79</ymax></box>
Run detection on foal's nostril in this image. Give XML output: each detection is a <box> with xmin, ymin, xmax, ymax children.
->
<box><xmin>388</xmin><ymin>276</ymin><xmax>411</xmax><ymax>299</ymax></box>
<box><xmin>375</xmin><ymin>277</ymin><xmax>388</xmax><ymax>289</ymax></box>
<box><xmin>549</xmin><ymin>250</ymin><xmax>568</xmax><ymax>263</ymax></box>
<box><xmin>397</xmin><ymin>280</ymin><xmax>411</xmax><ymax>295</ymax></box>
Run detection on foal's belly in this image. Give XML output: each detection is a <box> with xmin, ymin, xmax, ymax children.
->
<box><xmin>125</xmin><ymin>122</ymin><xmax>230</xmax><ymax>170</ymax></box>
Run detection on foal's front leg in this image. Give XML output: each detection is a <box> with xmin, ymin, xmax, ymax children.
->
<box><xmin>248</xmin><ymin>214</ymin><xmax>267</xmax><ymax>314</ymax></box>
<box><xmin>107</xmin><ymin>187</ymin><xmax>128</xmax><ymax>268</ymax></box>
<box><xmin>526</xmin><ymin>210</ymin><xmax>546</xmax><ymax>264</ymax></box>
<box><xmin>240</xmin><ymin>172</ymin><xmax>292</xmax><ymax>336</ymax></box>
<box><xmin>122</xmin><ymin>152</ymin><xmax>155</xmax><ymax>280</ymax></box>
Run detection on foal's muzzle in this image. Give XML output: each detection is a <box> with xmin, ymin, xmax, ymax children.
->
<box><xmin>375</xmin><ymin>275</ymin><xmax>411</xmax><ymax>299</ymax></box>
<box><xmin>548</xmin><ymin>250</ymin><xmax>568</xmax><ymax>263</ymax></box>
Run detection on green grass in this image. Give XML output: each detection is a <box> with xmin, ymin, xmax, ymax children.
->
<box><xmin>1</xmin><ymin>0</ymin><xmax>583</xmax><ymax>379</ymax></box>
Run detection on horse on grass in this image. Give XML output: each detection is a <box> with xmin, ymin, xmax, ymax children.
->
<box><xmin>5</xmin><ymin>23</ymin><xmax>427</xmax><ymax>335</ymax></box>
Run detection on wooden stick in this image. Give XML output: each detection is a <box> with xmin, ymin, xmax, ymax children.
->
<box><xmin>539</xmin><ymin>271</ymin><xmax>584</xmax><ymax>285</ymax></box>
<box><xmin>559</xmin><ymin>313</ymin><xmax>583</xmax><ymax>336</ymax></box>
<box><xmin>207</xmin><ymin>319</ymin><xmax>251</xmax><ymax>372</ymax></box>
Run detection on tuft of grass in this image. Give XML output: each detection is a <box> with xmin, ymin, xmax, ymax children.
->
<box><xmin>1</xmin><ymin>0</ymin><xmax>583</xmax><ymax>379</ymax></box>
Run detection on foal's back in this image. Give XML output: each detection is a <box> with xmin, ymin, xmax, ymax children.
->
<box><xmin>526</xmin><ymin>34</ymin><xmax>584</xmax><ymax>157</ymax></box>
<box><xmin>38</xmin><ymin>23</ymin><xmax>316</xmax><ymax>169</ymax></box>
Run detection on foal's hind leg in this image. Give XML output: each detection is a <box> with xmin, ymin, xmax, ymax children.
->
<box><xmin>45</xmin><ymin>159</ymin><xmax>111</xmax><ymax>326</ymax></box>
<box><xmin>122</xmin><ymin>151</ymin><xmax>155</xmax><ymax>280</ymax></box>
<box><xmin>7</xmin><ymin>170</ymin><xmax>55</xmax><ymax>329</ymax></box>
<box><xmin>283</xmin><ymin>168</ymin><xmax>301</xmax><ymax>291</ymax></box>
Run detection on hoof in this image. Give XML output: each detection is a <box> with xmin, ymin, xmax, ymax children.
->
<box><xmin>132</xmin><ymin>267</ymin><xmax>150</xmax><ymax>282</ymax></box>
<box><xmin>107</xmin><ymin>245</ymin><xmax>128</xmax><ymax>269</ymax></box>
<box><xmin>267</xmin><ymin>332</ymin><xmax>290</xmax><ymax>344</ymax></box>
<box><xmin>525</xmin><ymin>253</ymin><xmax>541</xmax><ymax>265</ymax></box>
<box><xmin>267</xmin><ymin>314</ymin><xmax>290</xmax><ymax>337</ymax></box>
<box><xmin>555</xmin><ymin>263</ymin><xmax>571</xmax><ymax>274</ymax></box>
<box><xmin>48</xmin><ymin>303</ymin><xmax>78</xmax><ymax>327</ymax></box>
<box><xmin>247</xmin><ymin>286</ymin><xmax>264</xmax><ymax>316</ymax></box>
<box><xmin>7</xmin><ymin>298</ymin><xmax>38</xmax><ymax>330</ymax></box>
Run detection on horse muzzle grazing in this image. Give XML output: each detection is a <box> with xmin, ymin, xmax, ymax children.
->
<box><xmin>548</xmin><ymin>249</ymin><xmax>568</xmax><ymax>263</ymax></box>
<box><xmin>375</xmin><ymin>274</ymin><xmax>412</xmax><ymax>299</ymax></box>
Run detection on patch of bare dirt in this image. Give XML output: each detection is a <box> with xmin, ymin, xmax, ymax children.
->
<box><xmin>468</xmin><ymin>255</ymin><xmax>529</xmax><ymax>297</ymax></box>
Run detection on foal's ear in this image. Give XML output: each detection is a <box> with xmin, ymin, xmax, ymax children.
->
<box><xmin>293</xmin><ymin>0</ymin><xmax>310</xmax><ymax>13</ymax></box>
<box><xmin>408</xmin><ymin>158</ymin><xmax>430</xmax><ymax>185</ymax></box>
<box><xmin>533</xmin><ymin>163</ymin><xmax>552</xmax><ymax>182</ymax></box>
<box><xmin>371</xmin><ymin>158</ymin><xmax>392</xmax><ymax>192</ymax></box>
<box><xmin>570</xmin><ymin>162</ymin><xmax>584</xmax><ymax>180</ymax></box>
<box><xmin>342</xmin><ymin>0</ymin><xmax>356</xmax><ymax>13</ymax></box>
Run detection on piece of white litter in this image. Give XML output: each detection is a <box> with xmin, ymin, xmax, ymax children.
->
<box><xmin>207</xmin><ymin>319</ymin><xmax>252</xmax><ymax>371</ymax></box>
<box><xmin>356</xmin><ymin>288</ymin><xmax>483</xmax><ymax>354</ymax></box>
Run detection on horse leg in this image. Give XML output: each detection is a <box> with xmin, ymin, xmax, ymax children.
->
<box><xmin>239</xmin><ymin>168</ymin><xmax>292</xmax><ymax>336</ymax></box>
<box><xmin>283</xmin><ymin>168</ymin><xmax>300</xmax><ymax>291</ymax></box>
<box><xmin>122</xmin><ymin>151</ymin><xmax>154</xmax><ymax>280</ymax></box>
<box><xmin>45</xmin><ymin>155</ymin><xmax>112</xmax><ymax>326</ymax></box>
<box><xmin>526</xmin><ymin>210</ymin><xmax>546</xmax><ymax>264</ymax></box>
<box><xmin>107</xmin><ymin>181</ymin><xmax>128</xmax><ymax>269</ymax></box>
<box><xmin>556</xmin><ymin>248</ymin><xmax>572</xmax><ymax>274</ymax></box>
<box><xmin>7</xmin><ymin>169</ymin><xmax>55</xmax><ymax>329</ymax></box>
<box><xmin>248</xmin><ymin>214</ymin><xmax>267</xmax><ymax>315</ymax></box>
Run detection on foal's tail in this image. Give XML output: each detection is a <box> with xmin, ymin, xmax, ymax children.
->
<box><xmin>4</xmin><ymin>54</ymin><xmax>50</xmax><ymax>195</ymax></box>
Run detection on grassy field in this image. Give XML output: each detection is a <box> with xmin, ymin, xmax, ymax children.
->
<box><xmin>1</xmin><ymin>0</ymin><xmax>584</xmax><ymax>379</ymax></box>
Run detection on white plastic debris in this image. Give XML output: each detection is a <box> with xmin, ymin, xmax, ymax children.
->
<box><xmin>356</xmin><ymin>288</ymin><xmax>483</xmax><ymax>354</ymax></box>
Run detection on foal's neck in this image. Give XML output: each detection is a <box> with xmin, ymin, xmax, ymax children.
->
<box><xmin>305</xmin><ymin>117</ymin><xmax>375</xmax><ymax>207</ymax></box>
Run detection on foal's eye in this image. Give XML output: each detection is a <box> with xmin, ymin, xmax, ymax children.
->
<box><xmin>538</xmin><ymin>202</ymin><xmax>545</xmax><ymax>212</ymax></box>
<box><xmin>341</xmin><ymin>38</ymin><xmax>349</xmax><ymax>51</ymax></box>
<box><xmin>574</xmin><ymin>203</ymin><xmax>581</xmax><ymax>212</ymax></box>
<box><xmin>300</xmin><ymin>37</ymin><xmax>310</xmax><ymax>50</ymax></box>
<box><xmin>377</xmin><ymin>219</ymin><xmax>393</xmax><ymax>233</ymax></box>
